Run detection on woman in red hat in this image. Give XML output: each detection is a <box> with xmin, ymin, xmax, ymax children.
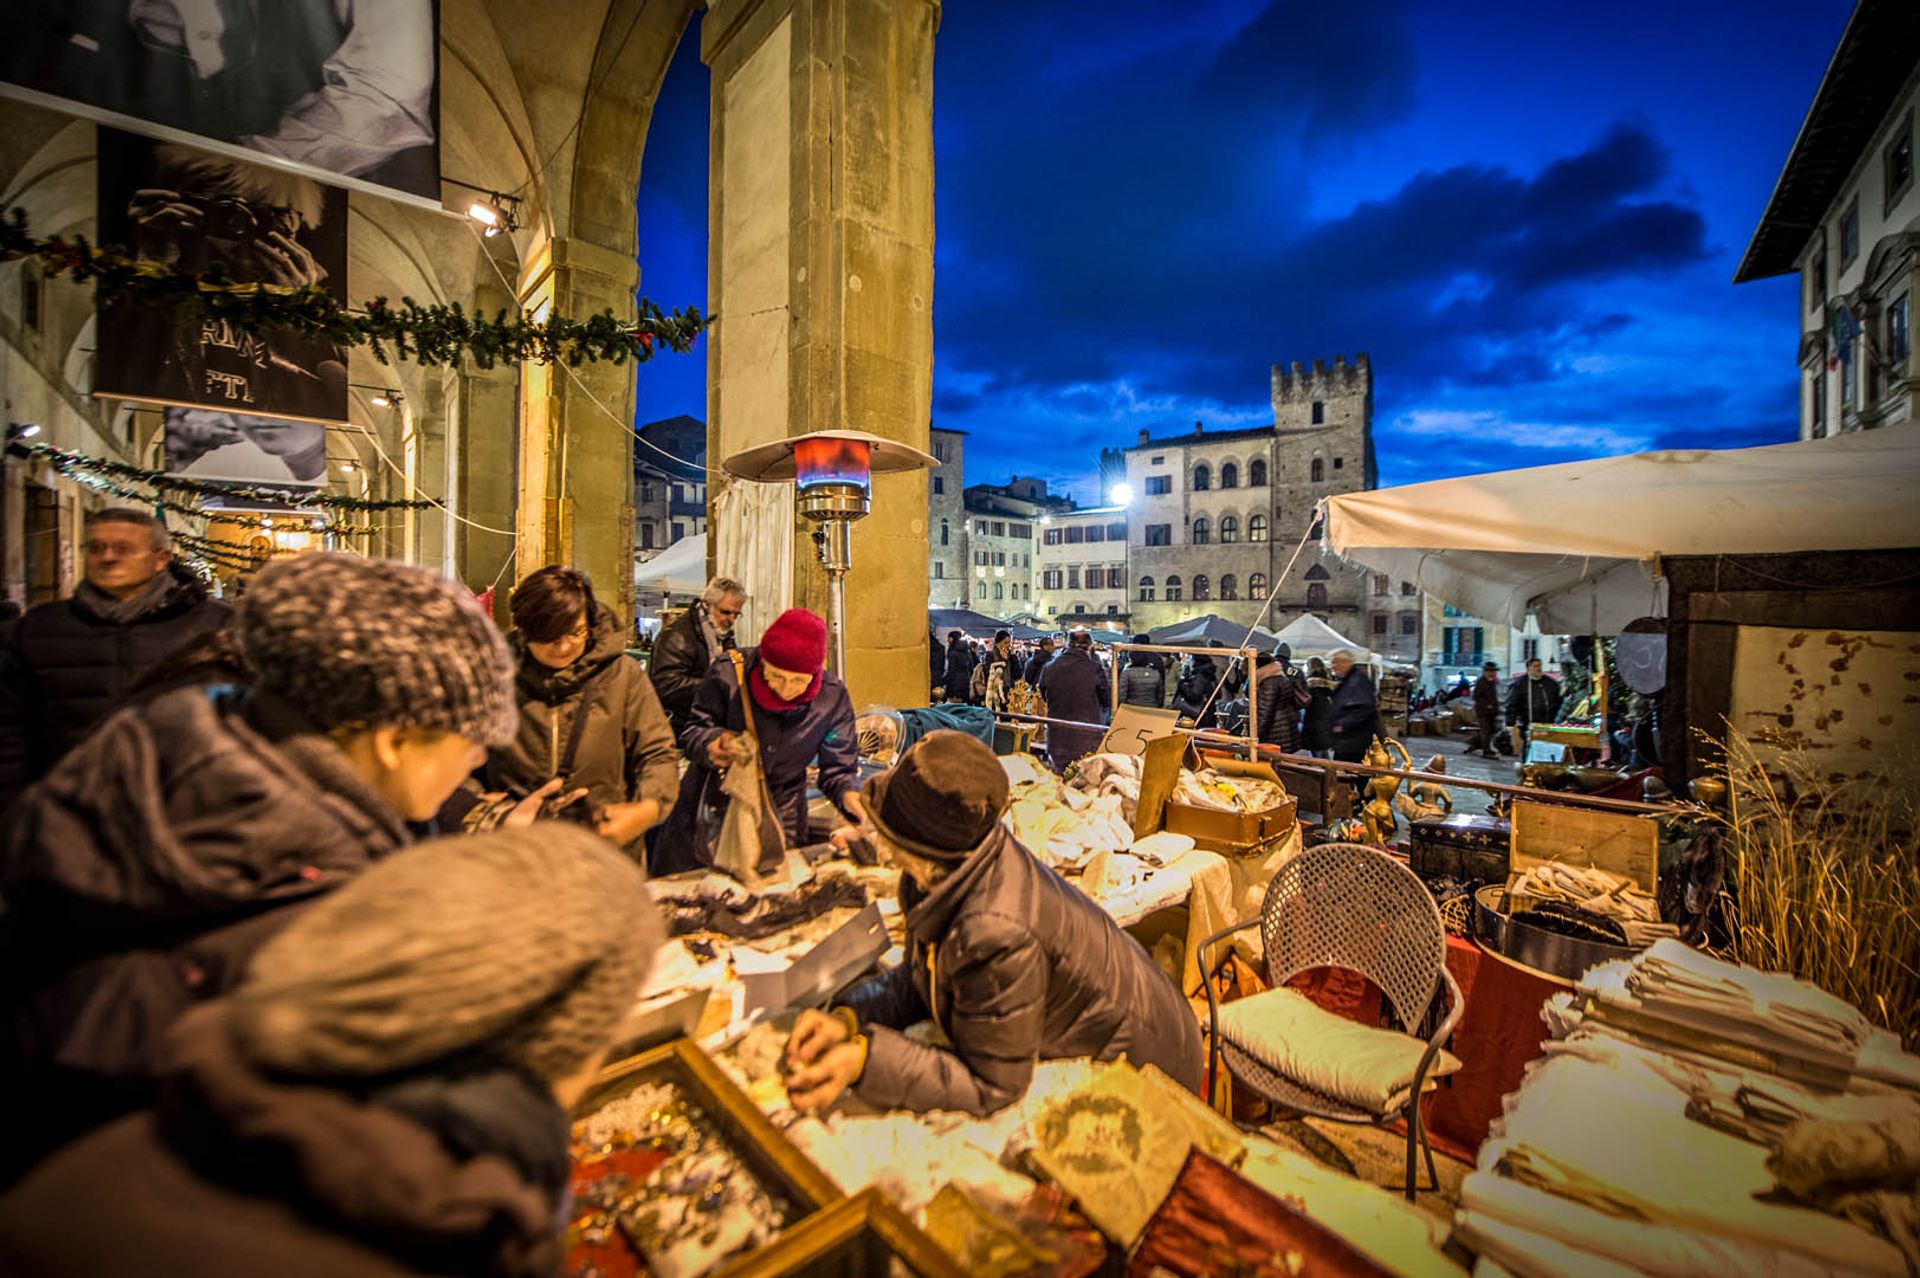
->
<box><xmin>651</xmin><ymin>608</ymin><xmax>862</xmax><ymax>876</ymax></box>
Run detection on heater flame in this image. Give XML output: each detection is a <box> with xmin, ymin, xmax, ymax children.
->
<box><xmin>794</xmin><ymin>438</ymin><xmax>873</xmax><ymax>492</ymax></box>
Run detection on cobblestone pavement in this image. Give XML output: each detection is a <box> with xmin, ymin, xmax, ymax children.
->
<box><xmin>1393</xmin><ymin>727</ymin><xmax>1518</xmax><ymax>818</ymax></box>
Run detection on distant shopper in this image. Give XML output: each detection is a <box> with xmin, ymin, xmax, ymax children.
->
<box><xmin>649</xmin><ymin>576</ymin><xmax>744</xmax><ymax>735</ymax></box>
<box><xmin>1171</xmin><ymin>654</ymin><xmax>1223</xmax><ymax>729</ymax></box>
<box><xmin>0</xmin><ymin>553</ymin><xmax>517</xmax><ymax>1184</ymax></box>
<box><xmin>478</xmin><ymin>566</ymin><xmax>680</xmax><ymax>856</ymax></box>
<box><xmin>782</xmin><ymin>731</ymin><xmax>1202</xmax><ymax>1117</ymax></box>
<box><xmin>1301</xmin><ymin>656</ymin><xmax>1336</xmax><ymax>756</ymax></box>
<box><xmin>929</xmin><ymin>627</ymin><xmax>945</xmax><ymax>694</ymax></box>
<box><xmin>1038</xmin><ymin>628</ymin><xmax>1111</xmax><ymax>770</ymax></box>
<box><xmin>1255</xmin><ymin>645</ymin><xmax>1310</xmax><ymax>752</ymax></box>
<box><xmin>0</xmin><ymin>508</ymin><xmax>229</xmax><ymax>806</ymax></box>
<box><xmin>1023</xmin><ymin>636</ymin><xmax>1056</xmax><ymax>687</ymax></box>
<box><xmin>0</xmin><ymin>826</ymin><xmax>663</xmax><ymax>1278</ymax></box>
<box><xmin>1506</xmin><ymin>657</ymin><xmax>1563</xmax><ymax>751</ymax></box>
<box><xmin>941</xmin><ymin>630</ymin><xmax>976</xmax><ymax>704</ymax></box>
<box><xmin>1326</xmin><ymin>648</ymin><xmax>1379</xmax><ymax>763</ymax></box>
<box><xmin>1468</xmin><ymin>661</ymin><xmax>1503</xmax><ymax>757</ymax></box>
<box><xmin>1119</xmin><ymin>646</ymin><xmax>1165</xmax><ymax>707</ymax></box>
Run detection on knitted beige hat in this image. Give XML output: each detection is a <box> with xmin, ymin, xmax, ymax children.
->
<box><xmin>228</xmin><ymin>826</ymin><xmax>661</xmax><ymax>1082</ymax></box>
<box><xmin>234</xmin><ymin>552</ymin><xmax>518</xmax><ymax>746</ymax></box>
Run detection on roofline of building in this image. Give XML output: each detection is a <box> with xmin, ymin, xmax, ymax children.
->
<box><xmin>1734</xmin><ymin>1</ymin><xmax>1920</xmax><ymax>284</ymax></box>
<box><xmin>1124</xmin><ymin>424</ymin><xmax>1280</xmax><ymax>452</ymax></box>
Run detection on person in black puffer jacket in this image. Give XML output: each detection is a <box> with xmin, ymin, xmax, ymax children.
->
<box><xmin>1254</xmin><ymin>648</ymin><xmax>1310</xmax><ymax>752</ymax></box>
<box><xmin>781</xmin><ymin>731</ymin><xmax>1202</xmax><ymax>1117</ymax></box>
<box><xmin>1119</xmin><ymin>647</ymin><xmax>1165</xmax><ymax>707</ymax></box>
<box><xmin>1300</xmin><ymin>656</ymin><xmax>1336</xmax><ymax>756</ymax></box>
<box><xmin>0</xmin><ymin>508</ymin><xmax>229</xmax><ymax>808</ymax></box>
<box><xmin>648</xmin><ymin>577</ymin><xmax>744</xmax><ymax>737</ymax></box>
<box><xmin>1171</xmin><ymin>655</ymin><xmax>1224</xmax><ymax>729</ymax></box>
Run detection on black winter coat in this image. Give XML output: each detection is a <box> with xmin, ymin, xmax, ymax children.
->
<box><xmin>1119</xmin><ymin>662</ymin><xmax>1164</xmax><ymax>707</ymax></box>
<box><xmin>929</xmin><ymin>635</ymin><xmax>946</xmax><ymax>690</ymax></box>
<box><xmin>1171</xmin><ymin>658</ymin><xmax>1223</xmax><ymax>729</ymax></box>
<box><xmin>1506</xmin><ymin>675</ymin><xmax>1563</xmax><ymax>726</ymax></box>
<box><xmin>941</xmin><ymin>641</ymin><xmax>976</xmax><ymax>702</ymax></box>
<box><xmin>652</xmin><ymin>648</ymin><xmax>859</xmax><ymax>875</ymax></box>
<box><xmin>0</xmin><ymin>686</ymin><xmax>411</xmax><ymax>1182</ymax></box>
<box><xmin>0</xmin><ymin>565</ymin><xmax>229</xmax><ymax>806</ymax></box>
<box><xmin>1328</xmin><ymin>666</ymin><xmax>1380</xmax><ymax>761</ymax></box>
<box><xmin>841</xmin><ymin>826</ymin><xmax>1203</xmax><ymax>1115</ymax></box>
<box><xmin>1023</xmin><ymin>650</ymin><xmax>1053</xmax><ymax>688</ymax></box>
<box><xmin>1038</xmin><ymin>648</ymin><xmax>1110</xmax><ymax>767</ymax></box>
<box><xmin>1473</xmin><ymin>673</ymin><xmax>1502</xmax><ymax>719</ymax></box>
<box><xmin>1255</xmin><ymin>663</ymin><xmax>1309</xmax><ymax>752</ymax></box>
<box><xmin>1301</xmin><ymin>676</ymin><xmax>1336</xmax><ymax>750</ymax></box>
<box><xmin>649</xmin><ymin>603</ymin><xmax>728</xmax><ymax>736</ymax></box>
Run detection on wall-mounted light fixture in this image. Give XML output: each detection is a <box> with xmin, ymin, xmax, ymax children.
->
<box><xmin>349</xmin><ymin>383</ymin><xmax>403</xmax><ymax>408</ymax></box>
<box><xmin>442</xmin><ymin>177</ymin><xmax>523</xmax><ymax>237</ymax></box>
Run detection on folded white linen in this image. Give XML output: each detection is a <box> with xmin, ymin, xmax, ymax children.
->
<box><xmin>1453</xmin><ymin>1210</ymin><xmax>1646</xmax><ymax>1278</ymax></box>
<box><xmin>1626</xmin><ymin>940</ymin><xmax>1873</xmax><ymax>1061</ymax></box>
<box><xmin>1215</xmin><ymin>987</ymin><xmax>1461</xmax><ymax>1114</ymax></box>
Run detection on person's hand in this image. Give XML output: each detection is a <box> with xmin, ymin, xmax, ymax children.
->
<box><xmin>785</xmin><ymin>1041</ymin><xmax>866</xmax><ymax>1112</ymax></box>
<box><xmin>596</xmin><ymin>800</ymin><xmax>660</xmax><ymax>846</ymax></box>
<box><xmin>707</xmin><ymin>731</ymin><xmax>741</xmax><ymax>768</ymax></box>
<box><xmin>785</xmin><ymin>1008</ymin><xmax>851</xmax><ymax>1067</ymax></box>
<box><xmin>249</xmin><ymin>228</ymin><xmax>325</xmax><ymax>288</ymax></box>
<box><xmin>501</xmin><ymin>777</ymin><xmax>588</xmax><ymax>829</ymax></box>
<box><xmin>828</xmin><ymin>793</ymin><xmax>867</xmax><ymax>851</ymax></box>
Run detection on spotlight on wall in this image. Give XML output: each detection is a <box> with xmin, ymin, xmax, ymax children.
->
<box><xmin>5</xmin><ymin>422</ymin><xmax>42</xmax><ymax>444</ymax></box>
<box><xmin>369</xmin><ymin>390</ymin><xmax>400</xmax><ymax>408</ymax></box>
<box><xmin>443</xmin><ymin>178</ymin><xmax>525</xmax><ymax>238</ymax></box>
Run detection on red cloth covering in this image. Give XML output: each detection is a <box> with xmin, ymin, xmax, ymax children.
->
<box><xmin>1285</xmin><ymin>933</ymin><xmax>1563</xmax><ymax>1161</ymax></box>
<box><xmin>1127</xmin><ymin>1149</ymin><xmax>1392</xmax><ymax>1277</ymax></box>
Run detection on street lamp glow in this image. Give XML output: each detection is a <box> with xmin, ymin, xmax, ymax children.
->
<box><xmin>1108</xmin><ymin>482</ymin><xmax>1133</xmax><ymax>506</ymax></box>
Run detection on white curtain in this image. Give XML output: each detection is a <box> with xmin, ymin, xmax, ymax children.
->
<box><xmin>713</xmin><ymin>480</ymin><xmax>793</xmax><ymax>645</ymax></box>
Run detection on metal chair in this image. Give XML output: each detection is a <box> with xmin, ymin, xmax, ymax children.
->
<box><xmin>1200</xmin><ymin>842</ymin><xmax>1464</xmax><ymax>1200</ymax></box>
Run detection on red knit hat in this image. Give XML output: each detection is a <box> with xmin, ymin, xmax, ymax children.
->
<box><xmin>758</xmin><ymin>608</ymin><xmax>828</xmax><ymax>675</ymax></box>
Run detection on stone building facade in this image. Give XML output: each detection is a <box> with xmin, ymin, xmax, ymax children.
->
<box><xmin>633</xmin><ymin>414</ymin><xmax>708</xmax><ymax>561</ymax></box>
<box><xmin>1736</xmin><ymin>4</ymin><xmax>1917</xmax><ymax>437</ymax></box>
<box><xmin>960</xmin><ymin>477</ymin><xmax>1064</xmax><ymax>615</ymax></box>
<box><xmin>1125</xmin><ymin>354</ymin><xmax>1409</xmax><ymax>647</ymax></box>
<box><xmin>927</xmin><ymin>427</ymin><xmax>967</xmax><ymax>608</ymax></box>
<box><xmin>1034</xmin><ymin>505</ymin><xmax>1129</xmax><ymax>625</ymax></box>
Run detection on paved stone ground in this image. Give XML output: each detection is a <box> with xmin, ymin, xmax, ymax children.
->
<box><xmin>1261</xmin><ymin>1116</ymin><xmax>1469</xmax><ymax>1223</ymax></box>
<box><xmin>1399</xmin><ymin>726</ymin><xmax>1519</xmax><ymax>817</ymax></box>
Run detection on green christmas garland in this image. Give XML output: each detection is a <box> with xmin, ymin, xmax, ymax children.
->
<box><xmin>25</xmin><ymin>445</ymin><xmax>386</xmax><ymax>535</ymax></box>
<box><xmin>11</xmin><ymin>440</ymin><xmax>432</xmax><ymax>512</ymax></box>
<box><xmin>0</xmin><ymin>208</ymin><xmax>710</xmax><ymax>368</ymax></box>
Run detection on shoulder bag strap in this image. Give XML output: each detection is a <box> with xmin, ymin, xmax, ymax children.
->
<box><xmin>555</xmin><ymin>664</ymin><xmax>614</xmax><ymax>781</ymax></box>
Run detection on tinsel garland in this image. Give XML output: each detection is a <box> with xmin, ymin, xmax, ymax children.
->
<box><xmin>29</xmin><ymin>450</ymin><xmax>383</xmax><ymax>535</ymax></box>
<box><xmin>0</xmin><ymin>208</ymin><xmax>710</xmax><ymax>368</ymax></box>
<box><xmin>169</xmin><ymin>530</ymin><xmax>277</xmax><ymax>572</ymax></box>
<box><xmin>10</xmin><ymin>439</ymin><xmax>432</xmax><ymax>511</ymax></box>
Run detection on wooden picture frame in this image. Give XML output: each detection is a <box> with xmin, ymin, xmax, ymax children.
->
<box><xmin>724</xmin><ymin>1188</ymin><xmax>969</xmax><ymax>1278</ymax></box>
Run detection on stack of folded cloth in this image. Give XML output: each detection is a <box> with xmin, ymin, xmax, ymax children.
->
<box><xmin>1457</xmin><ymin>941</ymin><xmax>1920</xmax><ymax>1276</ymax></box>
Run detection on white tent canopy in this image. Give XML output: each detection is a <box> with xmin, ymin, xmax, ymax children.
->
<box><xmin>1320</xmin><ymin>431</ymin><xmax>1920</xmax><ymax>634</ymax></box>
<box><xmin>634</xmin><ymin>533</ymin><xmax>707</xmax><ymax>600</ymax></box>
<box><xmin>1270</xmin><ymin>613</ymin><xmax>1371</xmax><ymax>662</ymax></box>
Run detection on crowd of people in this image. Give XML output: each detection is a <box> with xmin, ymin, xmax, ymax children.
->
<box><xmin>0</xmin><ymin>510</ymin><xmax>1202</xmax><ymax>1272</ymax></box>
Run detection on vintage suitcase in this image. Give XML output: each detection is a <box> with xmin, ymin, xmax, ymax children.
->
<box><xmin>1409</xmin><ymin>814</ymin><xmax>1511</xmax><ymax>884</ymax></box>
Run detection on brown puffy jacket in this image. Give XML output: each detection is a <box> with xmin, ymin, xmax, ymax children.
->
<box><xmin>841</xmin><ymin>825</ymin><xmax>1203</xmax><ymax>1115</ymax></box>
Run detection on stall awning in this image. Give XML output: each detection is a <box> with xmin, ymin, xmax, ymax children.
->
<box><xmin>1320</xmin><ymin>430</ymin><xmax>1920</xmax><ymax>634</ymax></box>
<box><xmin>1270</xmin><ymin>613</ymin><xmax>1370</xmax><ymax>662</ymax></box>
<box><xmin>634</xmin><ymin>533</ymin><xmax>707</xmax><ymax>599</ymax></box>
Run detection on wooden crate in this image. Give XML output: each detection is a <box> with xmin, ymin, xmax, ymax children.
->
<box><xmin>1508</xmin><ymin>799</ymin><xmax>1660</xmax><ymax>901</ymax></box>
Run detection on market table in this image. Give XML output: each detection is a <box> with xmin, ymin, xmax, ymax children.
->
<box><xmin>1290</xmin><ymin>932</ymin><xmax>1564</xmax><ymax>1160</ymax></box>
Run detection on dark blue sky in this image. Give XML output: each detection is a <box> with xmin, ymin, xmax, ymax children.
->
<box><xmin>634</xmin><ymin>0</ymin><xmax>1849</xmax><ymax>504</ymax></box>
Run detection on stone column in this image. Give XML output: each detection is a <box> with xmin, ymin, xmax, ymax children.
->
<box><xmin>515</xmin><ymin>236</ymin><xmax>640</xmax><ymax>625</ymax></box>
<box><xmin>703</xmin><ymin>0</ymin><xmax>939</xmax><ymax>708</ymax></box>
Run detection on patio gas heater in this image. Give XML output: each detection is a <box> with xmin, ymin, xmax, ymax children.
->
<box><xmin>722</xmin><ymin>429</ymin><xmax>937</xmax><ymax>676</ymax></box>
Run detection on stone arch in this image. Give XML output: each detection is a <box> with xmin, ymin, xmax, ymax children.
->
<box><xmin>1192</xmin><ymin>461</ymin><xmax>1211</xmax><ymax>491</ymax></box>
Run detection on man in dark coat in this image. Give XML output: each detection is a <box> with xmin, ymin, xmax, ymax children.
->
<box><xmin>1038</xmin><ymin>628</ymin><xmax>1111</xmax><ymax>770</ymax></box>
<box><xmin>929</xmin><ymin>628</ymin><xmax>945</xmax><ymax>694</ymax></box>
<box><xmin>0</xmin><ymin>508</ymin><xmax>229</xmax><ymax>807</ymax></box>
<box><xmin>941</xmin><ymin>630</ymin><xmax>977</xmax><ymax>704</ymax></box>
<box><xmin>653</xmin><ymin>609</ymin><xmax>862</xmax><ymax>876</ymax></box>
<box><xmin>1505</xmin><ymin>657</ymin><xmax>1563</xmax><ymax>752</ymax></box>
<box><xmin>1255</xmin><ymin>646</ymin><xmax>1310</xmax><ymax>752</ymax></box>
<box><xmin>647</xmin><ymin>576</ymin><xmax>744</xmax><ymax>736</ymax></box>
<box><xmin>1023</xmin><ymin>636</ymin><xmax>1055</xmax><ymax>687</ymax></box>
<box><xmin>1468</xmin><ymin>661</ymin><xmax>1503</xmax><ymax>757</ymax></box>
<box><xmin>782</xmin><ymin>731</ymin><xmax>1203</xmax><ymax>1116</ymax></box>
<box><xmin>1326</xmin><ymin>648</ymin><xmax>1380</xmax><ymax>763</ymax></box>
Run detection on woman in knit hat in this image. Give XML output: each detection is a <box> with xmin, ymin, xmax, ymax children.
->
<box><xmin>0</xmin><ymin>552</ymin><xmax>519</xmax><ymax>1184</ymax></box>
<box><xmin>783</xmin><ymin>730</ymin><xmax>1202</xmax><ymax>1116</ymax></box>
<box><xmin>472</xmin><ymin>565</ymin><xmax>680</xmax><ymax>855</ymax></box>
<box><xmin>652</xmin><ymin>607</ymin><xmax>861</xmax><ymax>876</ymax></box>
<box><xmin>0</xmin><ymin>826</ymin><xmax>663</xmax><ymax>1277</ymax></box>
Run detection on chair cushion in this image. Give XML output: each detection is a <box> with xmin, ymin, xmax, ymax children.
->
<box><xmin>1215</xmin><ymin>987</ymin><xmax>1461</xmax><ymax>1114</ymax></box>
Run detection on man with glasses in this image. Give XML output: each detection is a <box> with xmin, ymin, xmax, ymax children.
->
<box><xmin>651</xmin><ymin>575</ymin><xmax>746</xmax><ymax>737</ymax></box>
<box><xmin>0</xmin><ymin>508</ymin><xmax>229</xmax><ymax>806</ymax></box>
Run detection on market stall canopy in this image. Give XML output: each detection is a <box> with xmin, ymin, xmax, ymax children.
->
<box><xmin>1270</xmin><ymin>614</ymin><xmax>1371</xmax><ymax>662</ymax></box>
<box><xmin>634</xmin><ymin>533</ymin><xmax>707</xmax><ymax>599</ymax></box>
<box><xmin>930</xmin><ymin>608</ymin><xmax>1019</xmax><ymax>639</ymax></box>
<box><xmin>1147</xmin><ymin>614</ymin><xmax>1281</xmax><ymax>650</ymax></box>
<box><xmin>1320</xmin><ymin>430</ymin><xmax>1920</xmax><ymax>634</ymax></box>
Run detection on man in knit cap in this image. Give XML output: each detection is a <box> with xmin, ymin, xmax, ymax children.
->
<box><xmin>653</xmin><ymin>607</ymin><xmax>861</xmax><ymax>876</ymax></box>
<box><xmin>0</xmin><ymin>826</ymin><xmax>663</xmax><ymax>1277</ymax></box>
<box><xmin>784</xmin><ymin>730</ymin><xmax>1202</xmax><ymax>1116</ymax></box>
<box><xmin>0</xmin><ymin>552</ymin><xmax>519</xmax><ymax>1184</ymax></box>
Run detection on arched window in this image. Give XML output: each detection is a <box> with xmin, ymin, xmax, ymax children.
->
<box><xmin>939</xmin><ymin>519</ymin><xmax>949</xmax><ymax>546</ymax></box>
<box><xmin>1219</xmin><ymin>515</ymin><xmax>1239</xmax><ymax>543</ymax></box>
<box><xmin>1249</xmin><ymin>459</ymin><xmax>1268</xmax><ymax>487</ymax></box>
<box><xmin>1220</xmin><ymin>462</ymin><xmax>1239</xmax><ymax>489</ymax></box>
<box><xmin>1192</xmin><ymin>516</ymin><xmax>1210</xmax><ymax>545</ymax></box>
<box><xmin>976</xmin><ymin>582</ymin><xmax>986</xmax><ymax>599</ymax></box>
<box><xmin>1220</xmin><ymin>574</ymin><xmax>1238</xmax><ymax>601</ymax></box>
<box><xmin>1139</xmin><ymin>575</ymin><xmax>1156</xmax><ymax>602</ymax></box>
<box><xmin>1307</xmin><ymin>582</ymin><xmax>1328</xmax><ymax>608</ymax></box>
<box><xmin>1311</xmin><ymin>457</ymin><xmax>1325</xmax><ymax>483</ymax></box>
<box><xmin>1249</xmin><ymin>571</ymin><xmax>1268</xmax><ymax>599</ymax></box>
<box><xmin>1192</xmin><ymin>574</ymin><xmax>1211</xmax><ymax>602</ymax></box>
<box><xmin>1248</xmin><ymin>513</ymin><xmax>1268</xmax><ymax>542</ymax></box>
<box><xmin>1192</xmin><ymin>463</ymin><xmax>1211</xmax><ymax>491</ymax></box>
<box><xmin>993</xmin><ymin>582</ymin><xmax>1004</xmax><ymax>600</ymax></box>
<box><xmin>1166</xmin><ymin>575</ymin><xmax>1183</xmax><ymax>602</ymax></box>
<box><xmin>1305</xmin><ymin>563</ymin><xmax>1330</xmax><ymax>580</ymax></box>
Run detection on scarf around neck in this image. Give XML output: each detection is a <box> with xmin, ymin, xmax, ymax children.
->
<box><xmin>75</xmin><ymin>568</ymin><xmax>179</xmax><ymax>624</ymax></box>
